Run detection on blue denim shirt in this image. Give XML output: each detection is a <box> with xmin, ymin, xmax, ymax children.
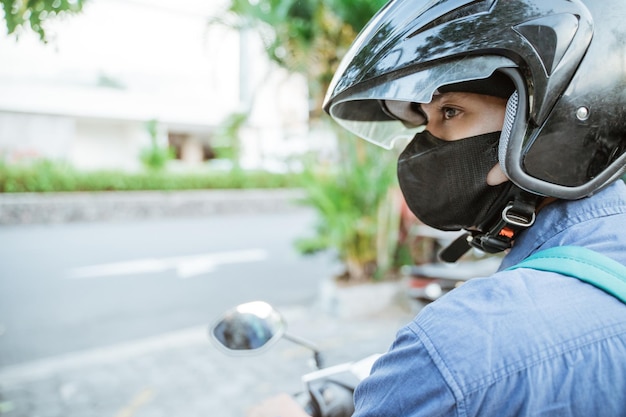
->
<box><xmin>353</xmin><ymin>180</ymin><xmax>626</xmax><ymax>417</ymax></box>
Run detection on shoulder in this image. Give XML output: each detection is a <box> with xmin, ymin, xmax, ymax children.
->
<box><xmin>356</xmin><ymin>265</ymin><xmax>626</xmax><ymax>416</ymax></box>
<box><xmin>412</xmin><ymin>266</ymin><xmax>626</xmax><ymax>390</ymax></box>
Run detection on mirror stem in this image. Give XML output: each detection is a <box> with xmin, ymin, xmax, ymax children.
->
<box><xmin>283</xmin><ymin>332</ymin><xmax>324</xmax><ymax>368</ymax></box>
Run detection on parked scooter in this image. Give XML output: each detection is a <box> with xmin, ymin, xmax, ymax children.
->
<box><xmin>210</xmin><ymin>301</ymin><xmax>380</xmax><ymax>417</ymax></box>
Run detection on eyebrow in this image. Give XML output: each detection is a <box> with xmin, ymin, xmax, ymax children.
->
<box><xmin>429</xmin><ymin>94</ymin><xmax>444</xmax><ymax>104</ymax></box>
<box><xmin>428</xmin><ymin>91</ymin><xmax>472</xmax><ymax>106</ymax></box>
<box><xmin>423</xmin><ymin>93</ymin><xmax>451</xmax><ymax>108</ymax></box>
<box><xmin>429</xmin><ymin>91</ymin><xmax>456</xmax><ymax>103</ymax></box>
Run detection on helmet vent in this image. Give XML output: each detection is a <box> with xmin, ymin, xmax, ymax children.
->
<box><xmin>513</xmin><ymin>14</ymin><xmax>579</xmax><ymax>75</ymax></box>
<box><xmin>408</xmin><ymin>0</ymin><xmax>496</xmax><ymax>38</ymax></box>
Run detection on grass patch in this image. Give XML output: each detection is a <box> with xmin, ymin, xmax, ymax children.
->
<box><xmin>0</xmin><ymin>160</ymin><xmax>301</xmax><ymax>193</ymax></box>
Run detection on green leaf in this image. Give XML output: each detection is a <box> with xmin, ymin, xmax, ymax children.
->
<box><xmin>2</xmin><ymin>0</ymin><xmax>87</xmax><ymax>41</ymax></box>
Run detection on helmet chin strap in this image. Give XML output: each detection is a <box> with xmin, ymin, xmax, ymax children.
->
<box><xmin>439</xmin><ymin>187</ymin><xmax>541</xmax><ymax>263</ymax></box>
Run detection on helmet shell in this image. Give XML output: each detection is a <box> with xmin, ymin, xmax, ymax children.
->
<box><xmin>324</xmin><ymin>0</ymin><xmax>626</xmax><ymax>199</ymax></box>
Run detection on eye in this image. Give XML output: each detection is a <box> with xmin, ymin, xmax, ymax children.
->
<box><xmin>442</xmin><ymin>106</ymin><xmax>460</xmax><ymax>120</ymax></box>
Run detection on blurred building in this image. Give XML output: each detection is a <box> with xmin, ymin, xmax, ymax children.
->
<box><xmin>0</xmin><ymin>0</ymin><xmax>319</xmax><ymax>172</ymax></box>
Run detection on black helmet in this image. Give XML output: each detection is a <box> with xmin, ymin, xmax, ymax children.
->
<box><xmin>324</xmin><ymin>0</ymin><xmax>626</xmax><ymax>200</ymax></box>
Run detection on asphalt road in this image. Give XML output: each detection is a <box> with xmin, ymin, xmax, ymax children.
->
<box><xmin>0</xmin><ymin>209</ymin><xmax>416</xmax><ymax>417</ymax></box>
<box><xmin>0</xmin><ymin>209</ymin><xmax>339</xmax><ymax>367</ymax></box>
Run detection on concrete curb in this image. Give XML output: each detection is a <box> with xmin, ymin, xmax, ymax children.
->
<box><xmin>0</xmin><ymin>189</ymin><xmax>306</xmax><ymax>225</ymax></box>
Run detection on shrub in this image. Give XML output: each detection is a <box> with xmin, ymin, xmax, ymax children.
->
<box><xmin>139</xmin><ymin>119</ymin><xmax>175</xmax><ymax>171</ymax></box>
<box><xmin>0</xmin><ymin>159</ymin><xmax>301</xmax><ymax>193</ymax></box>
<box><xmin>294</xmin><ymin>132</ymin><xmax>406</xmax><ymax>282</ymax></box>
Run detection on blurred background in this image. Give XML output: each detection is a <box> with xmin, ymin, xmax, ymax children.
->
<box><xmin>0</xmin><ymin>0</ymin><xmax>318</xmax><ymax>173</ymax></box>
<box><xmin>0</xmin><ymin>1</ymin><xmax>497</xmax><ymax>416</ymax></box>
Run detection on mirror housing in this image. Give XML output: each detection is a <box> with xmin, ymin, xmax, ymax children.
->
<box><xmin>210</xmin><ymin>301</ymin><xmax>286</xmax><ymax>353</ymax></box>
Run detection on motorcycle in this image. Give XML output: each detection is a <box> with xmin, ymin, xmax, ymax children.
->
<box><xmin>209</xmin><ymin>301</ymin><xmax>381</xmax><ymax>417</ymax></box>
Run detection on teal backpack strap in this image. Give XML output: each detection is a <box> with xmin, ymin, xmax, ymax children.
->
<box><xmin>506</xmin><ymin>246</ymin><xmax>626</xmax><ymax>304</ymax></box>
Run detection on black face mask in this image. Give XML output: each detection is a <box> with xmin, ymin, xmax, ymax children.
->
<box><xmin>397</xmin><ymin>130</ymin><xmax>509</xmax><ymax>231</ymax></box>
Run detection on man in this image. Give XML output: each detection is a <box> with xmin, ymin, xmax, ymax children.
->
<box><xmin>323</xmin><ymin>0</ymin><xmax>626</xmax><ymax>415</ymax></box>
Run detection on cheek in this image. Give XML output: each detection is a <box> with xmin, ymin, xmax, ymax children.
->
<box><xmin>462</xmin><ymin>111</ymin><xmax>505</xmax><ymax>138</ymax></box>
<box><xmin>483</xmin><ymin>106</ymin><xmax>507</xmax><ymax>132</ymax></box>
<box><xmin>431</xmin><ymin>118</ymin><xmax>479</xmax><ymax>141</ymax></box>
<box><xmin>446</xmin><ymin>119</ymin><xmax>492</xmax><ymax>140</ymax></box>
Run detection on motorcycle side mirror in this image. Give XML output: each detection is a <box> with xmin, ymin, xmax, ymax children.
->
<box><xmin>210</xmin><ymin>301</ymin><xmax>286</xmax><ymax>353</ymax></box>
<box><xmin>210</xmin><ymin>301</ymin><xmax>325</xmax><ymax>368</ymax></box>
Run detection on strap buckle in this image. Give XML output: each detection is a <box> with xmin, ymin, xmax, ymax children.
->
<box><xmin>502</xmin><ymin>204</ymin><xmax>536</xmax><ymax>227</ymax></box>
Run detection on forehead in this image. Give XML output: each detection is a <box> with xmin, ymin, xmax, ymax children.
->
<box><xmin>424</xmin><ymin>91</ymin><xmax>508</xmax><ymax>108</ymax></box>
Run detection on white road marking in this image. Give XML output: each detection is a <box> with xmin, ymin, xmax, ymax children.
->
<box><xmin>66</xmin><ymin>249</ymin><xmax>268</xmax><ymax>279</ymax></box>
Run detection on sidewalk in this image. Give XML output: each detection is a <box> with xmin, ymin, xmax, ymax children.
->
<box><xmin>0</xmin><ymin>189</ymin><xmax>304</xmax><ymax>225</ymax></box>
<box><xmin>0</xmin><ymin>286</ymin><xmax>418</xmax><ymax>417</ymax></box>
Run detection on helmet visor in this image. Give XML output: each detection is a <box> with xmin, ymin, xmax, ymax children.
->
<box><xmin>327</xmin><ymin>55</ymin><xmax>517</xmax><ymax>149</ymax></box>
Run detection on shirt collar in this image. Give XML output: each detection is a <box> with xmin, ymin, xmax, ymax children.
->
<box><xmin>499</xmin><ymin>180</ymin><xmax>626</xmax><ymax>270</ymax></box>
